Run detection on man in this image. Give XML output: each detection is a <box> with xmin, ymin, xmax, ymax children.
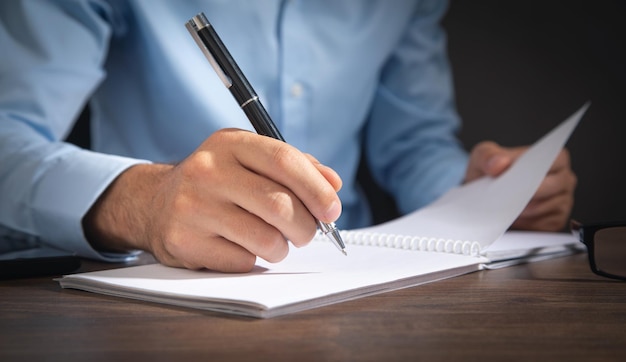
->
<box><xmin>0</xmin><ymin>0</ymin><xmax>575</xmax><ymax>272</ymax></box>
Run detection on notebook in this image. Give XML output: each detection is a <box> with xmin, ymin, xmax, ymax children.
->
<box><xmin>58</xmin><ymin>104</ymin><xmax>588</xmax><ymax>318</ymax></box>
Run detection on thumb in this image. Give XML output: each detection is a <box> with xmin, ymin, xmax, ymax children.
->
<box><xmin>465</xmin><ymin>141</ymin><xmax>519</xmax><ymax>182</ymax></box>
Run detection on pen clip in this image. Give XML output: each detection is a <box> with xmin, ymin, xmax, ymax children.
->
<box><xmin>185</xmin><ymin>13</ymin><xmax>233</xmax><ymax>88</ymax></box>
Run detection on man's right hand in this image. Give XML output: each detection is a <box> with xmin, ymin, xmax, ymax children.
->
<box><xmin>82</xmin><ymin>128</ymin><xmax>343</xmax><ymax>272</ymax></box>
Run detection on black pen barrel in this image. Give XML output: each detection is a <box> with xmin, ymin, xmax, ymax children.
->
<box><xmin>241</xmin><ymin>100</ymin><xmax>285</xmax><ymax>141</ymax></box>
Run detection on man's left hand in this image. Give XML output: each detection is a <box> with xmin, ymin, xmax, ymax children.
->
<box><xmin>464</xmin><ymin>141</ymin><xmax>577</xmax><ymax>231</ymax></box>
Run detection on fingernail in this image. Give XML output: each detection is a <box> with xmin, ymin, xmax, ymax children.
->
<box><xmin>324</xmin><ymin>201</ymin><xmax>342</xmax><ymax>222</ymax></box>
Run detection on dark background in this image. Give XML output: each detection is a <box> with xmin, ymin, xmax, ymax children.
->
<box><xmin>442</xmin><ymin>0</ymin><xmax>626</xmax><ymax>224</ymax></box>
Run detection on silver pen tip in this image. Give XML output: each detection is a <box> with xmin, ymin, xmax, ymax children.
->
<box><xmin>317</xmin><ymin>220</ymin><xmax>347</xmax><ymax>255</ymax></box>
<box><xmin>328</xmin><ymin>228</ymin><xmax>347</xmax><ymax>255</ymax></box>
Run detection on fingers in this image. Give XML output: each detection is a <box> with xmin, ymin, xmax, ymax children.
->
<box><xmin>233</xmin><ymin>132</ymin><xmax>342</xmax><ymax>224</ymax></box>
<box><xmin>147</xmin><ymin>186</ymin><xmax>290</xmax><ymax>272</ymax></box>
<box><xmin>465</xmin><ymin>141</ymin><xmax>526</xmax><ymax>183</ymax></box>
<box><xmin>305</xmin><ymin>154</ymin><xmax>343</xmax><ymax>192</ymax></box>
<box><xmin>511</xmin><ymin>148</ymin><xmax>576</xmax><ymax>231</ymax></box>
<box><xmin>466</xmin><ymin>142</ymin><xmax>576</xmax><ymax>232</ymax></box>
<box><xmin>530</xmin><ymin>150</ymin><xmax>577</xmax><ymax>201</ymax></box>
<box><xmin>225</xmin><ymin>166</ymin><xmax>319</xmax><ymax>247</ymax></box>
<box><xmin>519</xmin><ymin>186</ymin><xmax>574</xmax><ymax>218</ymax></box>
<box><xmin>154</xmin><ymin>232</ymin><xmax>258</xmax><ymax>273</ymax></box>
<box><xmin>512</xmin><ymin>211</ymin><xmax>569</xmax><ymax>232</ymax></box>
<box><xmin>512</xmin><ymin>191</ymin><xmax>574</xmax><ymax>231</ymax></box>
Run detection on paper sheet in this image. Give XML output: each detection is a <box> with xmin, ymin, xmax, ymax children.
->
<box><xmin>352</xmin><ymin>104</ymin><xmax>588</xmax><ymax>249</ymax></box>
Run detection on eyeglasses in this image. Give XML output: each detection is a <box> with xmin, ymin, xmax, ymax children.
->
<box><xmin>571</xmin><ymin>220</ymin><xmax>626</xmax><ymax>281</ymax></box>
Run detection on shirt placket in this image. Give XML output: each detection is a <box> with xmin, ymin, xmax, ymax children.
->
<box><xmin>278</xmin><ymin>1</ymin><xmax>311</xmax><ymax>151</ymax></box>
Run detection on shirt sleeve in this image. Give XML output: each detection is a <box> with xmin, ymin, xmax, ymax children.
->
<box><xmin>364</xmin><ymin>0</ymin><xmax>469</xmax><ymax>215</ymax></box>
<box><xmin>0</xmin><ymin>1</ymin><xmax>145</xmax><ymax>261</ymax></box>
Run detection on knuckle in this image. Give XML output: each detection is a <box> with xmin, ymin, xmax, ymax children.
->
<box><xmin>234</xmin><ymin>217</ymin><xmax>288</xmax><ymax>264</ymax></box>
<box><xmin>188</xmin><ymin>151</ymin><xmax>214</xmax><ymax>175</ymax></box>
<box><xmin>271</xmin><ymin>144</ymin><xmax>299</xmax><ymax>171</ymax></box>
<box><xmin>267</xmin><ymin>191</ymin><xmax>294</xmax><ymax>221</ymax></box>
<box><xmin>209</xmin><ymin>127</ymin><xmax>238</xmax><ymax>143</ymax></box>
<box><xmin>161</xmin><ymin>229</ymin><xmax>186</xmax><ymax>256</ymax></box>
<box><xmin>265</xmin><ymin>245</ymin><xmax>289</xmax><ymax>264</ymax></box>
<box><xmin>294</xmin><ymin>225</ymin><xmax>317</xmax><ymax>247</ymax></box>
<box><xmin>170</xmin><ymin>192</ymin><xmax>190</xmax><ymax>212</ymax></box>
<box><xmin>151</xmin><ymin>248</ymin><xmax>178</xmax><ymax>267</ymax></box>
<box><xmin>256</xmin><ymin>230</ymin><xmax>289</xmax><ymax>263</ymax></box>
<box><xmin>286</xmin><ymin>214</ymin><xmax>317</xmax><ymax>247</ymax></box>
<box><xmin>177</xmin><ymin>155</ymin><xmax>209</xmax><ymax>185</ymax></box>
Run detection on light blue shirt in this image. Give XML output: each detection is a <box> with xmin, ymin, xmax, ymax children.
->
<box><xmin>0</xmin><ymin>0</ymin><xmax>468</xmax><ymax>261</ymax></box>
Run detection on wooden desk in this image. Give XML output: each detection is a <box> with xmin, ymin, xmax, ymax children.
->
<box><xmin>1</xmin><ymin>253</ymin><xmax>625</xmax><ymax>361</ymax></box>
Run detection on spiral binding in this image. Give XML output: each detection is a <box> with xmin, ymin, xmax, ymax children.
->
<box><xmin>314</xmin><ymin>230</ymin><xmax>482</xmax><ymax>257</ymax></box>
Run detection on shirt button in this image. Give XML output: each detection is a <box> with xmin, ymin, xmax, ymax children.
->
<box><xmin>290</xmin><ymin>82</ymin><xmax>304</xmax><ymax>98</ymax></box>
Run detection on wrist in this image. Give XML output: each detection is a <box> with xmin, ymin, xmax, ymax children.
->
<box><xmin>82</xmin><ymin>163</ymin><xmax>172</xmax><ymax>253</ymax></box>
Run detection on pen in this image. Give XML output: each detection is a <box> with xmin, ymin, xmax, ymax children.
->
<box><xmin>185</xmin><ymin>12</ymin><xmax>347</xmax><ymax>256</ymax></box>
